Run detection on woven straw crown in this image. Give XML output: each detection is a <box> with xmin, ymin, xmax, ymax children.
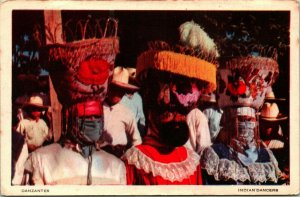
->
<box><xmin>41</xmin><ymin>18</ymin><xmax>119</xmax><ymax>105</ymax></box>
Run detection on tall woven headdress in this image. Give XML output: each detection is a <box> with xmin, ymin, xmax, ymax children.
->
<box><xmin>41</xmin><ymin>18</ymin><xmax>119</xmax><ymax>106</ymax></box>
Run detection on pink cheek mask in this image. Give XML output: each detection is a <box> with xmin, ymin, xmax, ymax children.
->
<box><xmin>172</xmin><ymin>88</ymin><xmax>201</xmax><ymax>107</ymax></box>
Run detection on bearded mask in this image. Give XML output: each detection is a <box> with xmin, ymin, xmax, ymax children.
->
<box><xmin>140</xmin><ymin>70</ymin><xmax>206</xmax><ymax>148</ymax></box>
<box><xmin>141</xmin><ymin>70</ymin><xmax>205</xmax><ymax>116</ymax></box>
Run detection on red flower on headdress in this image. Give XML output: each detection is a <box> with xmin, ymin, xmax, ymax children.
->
<box><xmin>77</xmin><ymin>59</ymin><xmax>109</xmax><ymax>85</ymax></box>
<box><xmin>227</xmin><ymin>78</ymin><xmax>247</xmax><ymax>96</ymax></box>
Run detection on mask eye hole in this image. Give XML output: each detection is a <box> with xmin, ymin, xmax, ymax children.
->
<box><xmin>172</xmin><ymin>78</ymin><xmax>193</xmax><ymax>95</ymax></box>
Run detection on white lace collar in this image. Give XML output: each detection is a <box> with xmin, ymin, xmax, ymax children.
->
<box><xmin>123</xmin><ymin>146</ymin><xmax>200</xmax><ymax>182</ymax></box>
<box><xmin>200</xmin><ymin>146</ymin><xmax>282</xmax><ymax>183</ymax></box>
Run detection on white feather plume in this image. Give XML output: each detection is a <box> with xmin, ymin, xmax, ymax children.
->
<box><xmin>189</xmin><ymin>25</ymin><xmax>201</xmax><ymax>48</ymax></box>
<box><xmin>179</xmin><ymin>20</ymin><xmax>219</xmax><ymax>58</ymax></box>
<box><xmin>179</xmin><ymin>21</ymin><xmax>194</xmax><ymax>45</ymax></box>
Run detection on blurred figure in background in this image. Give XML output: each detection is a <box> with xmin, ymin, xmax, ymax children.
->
<box><xmin>198</xmin><ymin>93</ymin><xmax>223</xmax><ymax>143</ymax></box>
<box><xmin>120</xmin><ymin>67</ymin><xmax>146</xmax><ymax>138</ymax></box>
<box><xmin>16</xmin><ymin>95</ymin><xmax>52</xmax><ymax>152</ymax></box>
<box><xmin>13</xmin><ymin>94</ymin><xmax>50</xmax><ymax>185</ymax></box>
<box><xmin>259</xmin><ymin>102</ymin><xmax>287</xmax><ymax>150</ymax></box>
<box><xmin>101</xmin><ymin>67</ymin><xmax>142</xmax><ymax>158</ymax></box>
<box><xmin>184</xmin><ymin>94</ymin><xmax>212</xmax><ymax>155</ymax></box>
<box><xmin>259</xmin><ymin>102</ymin><xmax>289</xmax><ymax>183</ymax></box>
